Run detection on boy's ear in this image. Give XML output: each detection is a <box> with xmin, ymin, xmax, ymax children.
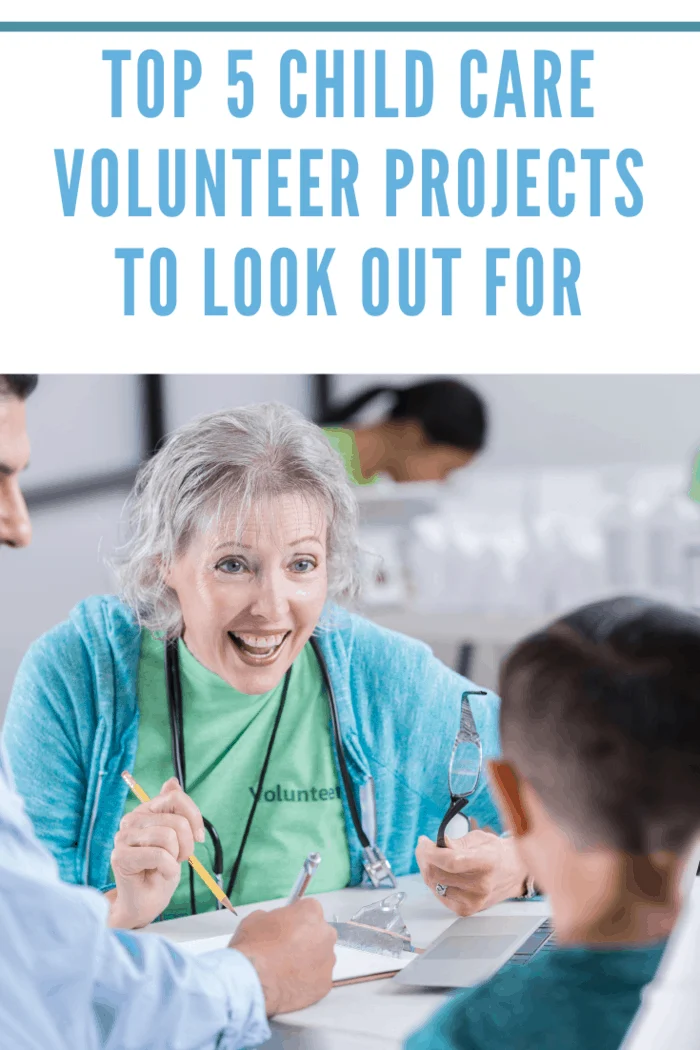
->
<box><xmin>488</xmin><ymin>759</ymin><xmax>530</xmax><ymax>837</ymax></box>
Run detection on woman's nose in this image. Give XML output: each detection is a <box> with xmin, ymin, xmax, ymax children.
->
<box><xmin>248</xmin><ymin>573</ymin><xmax>290</xmax><ymax>621</ymax></box>
<box><xmin>0</xmin><ymin>479</ymin><xmax>32</xmax><ymax>549</ymax></box>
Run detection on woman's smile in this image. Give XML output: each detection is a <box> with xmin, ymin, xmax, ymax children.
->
<box><xmin>166</xmin><ymin>493</ymin><xmax>329</xmax><ymax>694</ymax></box>
<box><xmin>228</xmin><ymin>629</ymin><xmax>291</xmax><ymax>664</ymax></box>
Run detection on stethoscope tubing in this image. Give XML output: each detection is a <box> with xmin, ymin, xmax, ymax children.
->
<box><xmin>164</xmin><ymin>635</ymin><xmax>371</xmax><ymax>911</ymax></box>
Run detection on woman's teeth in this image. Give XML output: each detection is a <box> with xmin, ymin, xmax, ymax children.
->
<box><xmin>230</xmin><ymin>632</ymin><xmax>287</xmax><ymax>657</ymax></box>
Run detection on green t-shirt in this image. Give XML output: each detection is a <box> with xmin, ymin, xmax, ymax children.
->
<box><xmin>124</xmin><ymin>632</ymin><xmax>351</xmax><ymax>917</ymax></box>
<box><xmin>690</xmin><ymin>451</ymin><xmax>700</xmax><ymax>503</ymax></box>
<box><xmin>324</xmin><ymin>427</ymin><xmax>378</xmax><ymax>486</ymax></box>
<box><xmin>405</xmin><ymin>940</ymin><xmax>667</xmax><ymax>1050</ymax></box>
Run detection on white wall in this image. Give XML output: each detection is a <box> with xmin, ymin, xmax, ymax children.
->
<box><xmin>165</xmin><ymin>375</ymin><xmax>313</xmax><ymax>431</ymax></box>
<box><xmin>24</xmin><ymin>375</ymin><xmax>143</xmax><ymax>486</ymax></box>
<box><xmin>331</xmin><ymin>375</ymin><xmax>700</xmax><ymax>471</ymax></box>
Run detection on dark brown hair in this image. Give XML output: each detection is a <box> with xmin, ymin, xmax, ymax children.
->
<box><xmin>0</xmin><ymin>375</ymin><xmax>38</xmax><ymax>401</ymax></box>
<box><xmin>500</xmin><ymin>596</ymin><xmax>700</xmax><ymax>854</ymax></box>
<box><xmin>321</xmin><ymin>378</ymin><xmax>488</xmax><ymax>454</ymax></box>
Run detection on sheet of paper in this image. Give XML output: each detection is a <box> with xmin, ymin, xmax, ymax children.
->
<box><xmin>175</xmin><ymin>935</ymin><xmax>413</xmax><ymax>981</ymax></box>
<box><xmin>332</xmin><ymin>945</ymin><xmax>413</xmax><ymax>981</ymax></box>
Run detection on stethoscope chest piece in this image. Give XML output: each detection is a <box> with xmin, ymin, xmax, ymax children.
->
<box><xmin>362</xmin><ymin>844</ymin><xmax>397</xmax><ymax>889</ymax></box>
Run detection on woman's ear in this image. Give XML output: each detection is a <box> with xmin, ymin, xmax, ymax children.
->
<box><xmin>488</xmin><ymin>759</ymin><xmax>531</xmax><ymax>837</ymax></box>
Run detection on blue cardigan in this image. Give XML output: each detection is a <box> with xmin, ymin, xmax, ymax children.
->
<box><xmin>3</xmin><ymin>596</ymin><xmax>503</xmax><ymax>891</ymax></box>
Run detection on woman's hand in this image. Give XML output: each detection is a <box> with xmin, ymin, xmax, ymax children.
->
<box><xmin>108</xmin><ymin>778</ymin><xmax>205</xmax><ymax>929</ymax></box>
<box><xmin>416</xmin><ymin>824</ymin><xmax>528</xmax><ymax>916</ymax></box>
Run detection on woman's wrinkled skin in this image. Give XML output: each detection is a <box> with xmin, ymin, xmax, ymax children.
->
<box><xmin>166</xmin><ymin>492</ymin><xmax>329</xmax><ymax>695</ymax></box>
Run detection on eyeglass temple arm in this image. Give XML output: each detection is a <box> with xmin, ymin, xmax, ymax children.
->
<box><xmin>436</xmin><ymin>795</ymin><xmax>471</xmax><ymax>849</ymax></box>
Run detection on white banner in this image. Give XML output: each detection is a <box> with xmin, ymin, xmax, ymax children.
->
<box><xmin>0</xmin><ymin>11</ymin><xmax>697</xmax><ymax>369</ymax></box>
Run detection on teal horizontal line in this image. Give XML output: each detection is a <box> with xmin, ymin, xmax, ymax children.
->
<box><xmin>0</xmin><ymin>21</ymin><xmax>699</xmax><ymax>32</ymax></box>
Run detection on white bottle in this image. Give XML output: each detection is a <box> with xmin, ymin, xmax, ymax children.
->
<box><xmin>646</xmin><ymin>492</ymin><xmax>700</xmax><ymax>606</ymax></box>
<box><xmin>600</xmin><ymin>491</ymin><xmax>648</xmax><ymax>595</ymax></box>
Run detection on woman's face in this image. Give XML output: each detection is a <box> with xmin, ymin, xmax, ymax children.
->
<box><xmin>166</xmin><ymin>492</ymin><xmax>329</xmax><ymax>695</ymax></box>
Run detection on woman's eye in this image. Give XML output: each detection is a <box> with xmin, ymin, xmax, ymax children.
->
<box><xmin>291</xmin><ymin>558</ymin><xmax>315</xmax><ymax>573</ymax></box>
<box><xmin>217</xmin><ymin>558</ymin><xmax>246</xmax><ymax>575</ymax></box>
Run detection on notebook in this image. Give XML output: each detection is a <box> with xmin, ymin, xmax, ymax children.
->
<box><xmin>176</xmin><ymin>933</ymin><xmax>414</xmax><ymax>985</ymax></box>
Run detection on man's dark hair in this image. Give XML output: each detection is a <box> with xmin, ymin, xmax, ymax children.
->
<box><xmin>500</xmin><ymin>596</ymin><xmax>700</xmax><ymax>855</ymax></box>
<box><xmin>0</xmin><ymin>375</ymin><xmax>38</xmax><ymax>401</ymax></box>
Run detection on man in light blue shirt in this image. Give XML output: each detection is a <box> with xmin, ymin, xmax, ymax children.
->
<box><xmin>0</xmin><ymin>375</ymin><xmax>336</xmax><ymax>1050</ymax></box>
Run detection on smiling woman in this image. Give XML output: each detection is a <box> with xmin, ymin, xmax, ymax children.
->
<box><xmin>165</xmin><ymin>498</ymin><xmax>330</xmax><ymax>690</ymax></box>
<box><xmin>3</xmin><ymin>403</ymin><xmax>528</xmax><ymax>927</ymax></box>
<box><xmin>117</xmin><ymin>404</ymin><xmax>356</xmax><ymax>699</ymax></box>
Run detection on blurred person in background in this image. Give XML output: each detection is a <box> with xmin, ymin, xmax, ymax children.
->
<box><xmin>0</xmin><ymin>375</ymin><xmax>336</xmax><ymax>1050</ymax></box>
<box><xmin>321</xmin><ymin>378</ymin><xmax>488</xmax><ymax>485</ymax></box>
<box><xmin>4</xmin><ymin>403</ymin><xmax>531</xmax><ymax>933</ymax></box>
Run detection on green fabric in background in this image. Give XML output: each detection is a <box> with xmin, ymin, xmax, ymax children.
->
<box><xmin>689</xmin><ymin>451</ymin><xmax>700</xmax><ymax>502</ymax></box>
<box><xmin>123</xmin><ymin>632</ymin><xmax>351</xmax><ymax>917</ymax></box>
<box><xmin>324</xmin><ymin>427</ymin><xmax>378</xmax><ymax>486</ymax></box>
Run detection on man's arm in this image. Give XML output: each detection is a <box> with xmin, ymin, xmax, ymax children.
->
<box><xmin>0</xmin><ymin>745</ymin><xmax>270</xmax><ymax>1050</ymax></box>
<box><xmin>96</xmin><ymin>927</ymin><xmax>270</xmax><ymax>1050</ymax></box>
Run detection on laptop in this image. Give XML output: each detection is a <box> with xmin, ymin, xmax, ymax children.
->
<box><xmin>394</xmin><ymin>914</ymin><xmax>555</xmax><ymax>989</ymax></box>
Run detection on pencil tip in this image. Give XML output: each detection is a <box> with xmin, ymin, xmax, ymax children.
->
<box><xmin>223</xmin><ymin>896</ymin><xmax>237</xmax><ymax>915</ymax></box>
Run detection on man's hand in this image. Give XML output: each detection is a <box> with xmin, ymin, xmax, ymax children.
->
<box><xmin>416</xmin><ymin>825</ymin><xmax>528</xmax><ymax>916</ymax></box>
<box><xmin>108</xmin><ymin>777</ymin><xmax>205</xmax><ymax>929</ymax></box>
<box><xmin>230</xmin><ymin>899</ymin><xmax>337</xmax><ymax>1016</ymax></box>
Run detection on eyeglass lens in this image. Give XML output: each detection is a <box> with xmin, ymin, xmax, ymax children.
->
<box><xmin>448</xmin><ymin>740</ymin><xmax>482</xmax><ymax>798</ymax></box>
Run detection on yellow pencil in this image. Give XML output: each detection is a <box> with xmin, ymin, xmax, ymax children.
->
<box><xmin>121</xmin><ymin>770</ymin><xmax>237</xmax><ymax>915</ymax></box>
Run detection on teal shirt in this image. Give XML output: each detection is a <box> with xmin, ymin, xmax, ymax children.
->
<box><xmin>406</xmin><ymin>941</ymin><xmax>667</xmax><ymax>1050</ymax></box>
<box><xmin>127</xmin><ymin>634</ymin><xmax>350</xmax><ymax>915</ymax></box>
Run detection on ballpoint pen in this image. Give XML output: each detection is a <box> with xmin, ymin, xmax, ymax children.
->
<box><xmin>287</xmin><ymin>852</ymin><xmax>322</xmax><ymax>904</ymax></box>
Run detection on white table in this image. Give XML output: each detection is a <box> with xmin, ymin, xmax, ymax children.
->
<box><xmin>143</xmin><ymin>874</ymin><xmax>550</xmax><ymax>1050</ymax></box>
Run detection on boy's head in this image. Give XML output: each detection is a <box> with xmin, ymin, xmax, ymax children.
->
<box><xmin>490</xmin><ymin>596</ymin><xmax>700</xmax><ymax>922</ymax></box>
<box><xmin>0</xmin><ymin>374</ymin><xmax>37</xmax><ymax>550</ymax></box>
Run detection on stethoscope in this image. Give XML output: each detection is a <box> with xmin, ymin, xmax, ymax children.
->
<box><xmin>164</xmin><ymin>635</ymin><xmax>396</xmax><ymax>914</ymax></box>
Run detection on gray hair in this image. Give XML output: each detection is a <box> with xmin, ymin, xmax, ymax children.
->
<box><xmin>114</xmin><ymin>403</ymin><xmax>361</xmax><ymax>636</ymax></box>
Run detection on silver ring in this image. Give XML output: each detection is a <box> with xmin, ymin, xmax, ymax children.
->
<box><xmin>435</xmin><ymin>883</ymin><xmax>448</xmax><ymax>897</ymax></box>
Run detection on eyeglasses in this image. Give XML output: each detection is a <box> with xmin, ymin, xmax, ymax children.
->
<box><xmin>436</xmin><ymin>690</ymin><xmax>485</xmax><ymax>848</ymax></box>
